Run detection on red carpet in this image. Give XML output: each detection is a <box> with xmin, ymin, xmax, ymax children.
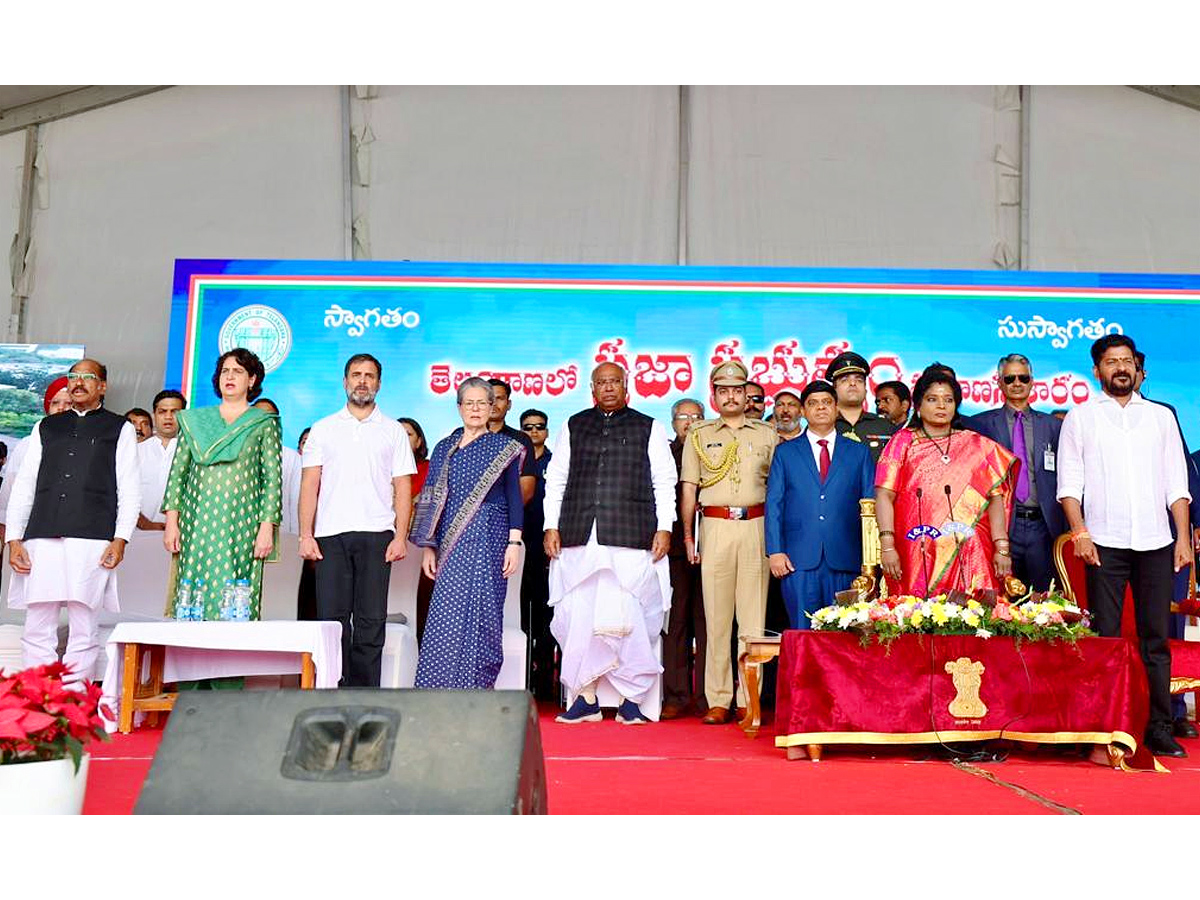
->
<box><xmin>83</xmin><ymin>704</ymin><xmax>1200</xmax><ymax>814</ymax></box>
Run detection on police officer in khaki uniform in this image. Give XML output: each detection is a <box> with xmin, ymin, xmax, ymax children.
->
<box><xmin>680</xmin><ymin>360</ymin><xmax>778</xmax><ymax>724</ymax></box>
<box><xmin>826</xmin><ymin>351</ymin><xmax>897</xmax><ymax>462</ymax></box>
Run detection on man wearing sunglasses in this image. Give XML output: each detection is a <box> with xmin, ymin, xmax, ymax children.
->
<box><xmin>745</xmin><ymin>382</ymin><xmax>767</xmax><ymax>421</ymax></box>
<box><xmin>518</xmin><ymin>408</ymin><xmax>557</xmax><ymax>702</ymax></box>
<box><xmin>963</xmin><ymin>353</ymin><xmax>1064</xmax><ymax>591</ymax></box>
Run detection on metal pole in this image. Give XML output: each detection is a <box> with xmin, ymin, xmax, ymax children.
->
<box><xmin>1019</xmin><ymin>86</ymin><xmax>1031</xmax><ymax>270</ymax></box>
<box><xmin>8</xmin><ymin>124</ymin><xmax>38</xmax><ymax>342</ymax></box>
<box><xmin>340</xmin><ymin>86</ymin><xmax>355</xmax><ymax>261</ymax></box>
<box><xmin>676</xmin><ymin>85</ymin><xmax>691</xmax><ymax>266</ymax></box>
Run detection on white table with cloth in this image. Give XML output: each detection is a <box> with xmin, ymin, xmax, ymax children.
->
<box><xmin>100</xmin><ymin>620</ymin><xmax>342</xmax><ymax>733</ymax></box>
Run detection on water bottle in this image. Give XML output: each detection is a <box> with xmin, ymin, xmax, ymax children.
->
<box><xmin>174</xmin><ymin>579</ymin><xmax>193</xmax><ymax>621</ymax></box>
<box><xmin>234</xmin><ymin>578</ymin><xmax>252</xmax><ymax>621</ymax></box>
<box><xmin>219</xmin><ymin>580</ymin><xmax>236</xmax><ymax>621</ymax></box>
<box><xmin>192</xmin><ymin>580</ymin><xmax>207</xmax><ymax>622</ymax></box>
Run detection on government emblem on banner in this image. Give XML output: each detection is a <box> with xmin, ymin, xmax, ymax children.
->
<box><xmin>218</xmin><ymin>305</ymin><xmax>293</xmax><ymax>373</ymax></box>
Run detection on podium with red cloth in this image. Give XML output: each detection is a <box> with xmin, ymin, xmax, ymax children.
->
<box><xmin>774</xmin><ymin>631</ymin><xmax>1157</xmax><ymax>769</ymax></box>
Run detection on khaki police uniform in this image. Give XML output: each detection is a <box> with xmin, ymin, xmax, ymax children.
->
<box><xmin>680</xmin><ymin>363</ymin><xmax>778</xmax><ymax>711</ymax></box>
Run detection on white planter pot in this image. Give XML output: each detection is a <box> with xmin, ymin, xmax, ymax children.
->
<box><xmin>0</xmin><ymin>754</ymin><xmax>90</xmax><ymax>814</ymax></box>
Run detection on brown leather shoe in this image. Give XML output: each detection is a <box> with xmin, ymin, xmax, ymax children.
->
<box><xmin>701</xmin><ymin>706</ymin><xmax>730</xmax><ymax>725</ymax></box>
<box><xmin>660</xmin><ymin>702</ymin><xmax>685</xmax><ymax>721</ymax></box>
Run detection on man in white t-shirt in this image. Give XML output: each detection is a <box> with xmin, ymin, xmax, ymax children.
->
<box><xmin>136</xmin><ymin>389</ymin><xmax>186</xmax><ymax>531</ymax></box>
<box><xmin>299</xmin><ymin>353</ymin><xmax>416</xmax><ymax>687</ymax></box>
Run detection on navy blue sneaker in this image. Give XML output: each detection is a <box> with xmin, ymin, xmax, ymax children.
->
<box><xmin>556</xmin><ymin>695</ymin><xmax>602</xmax><ymax>724</ymax></box>
<box><xmin>616</xmin><ymin>699</ymin><xmax>651</xmax><ymax>725</ymax></box>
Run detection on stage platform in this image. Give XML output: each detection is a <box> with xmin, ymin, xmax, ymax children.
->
<box><xmin>82</xmin><ymin>702</ymin><xmax>1200</xmax><ymax>815</ymax></box>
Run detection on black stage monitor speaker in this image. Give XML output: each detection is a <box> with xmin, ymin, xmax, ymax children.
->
<box><xmin>134</xmin><ymin>689</ymin><xmax>547</xmax><ymax>814</ymax></box>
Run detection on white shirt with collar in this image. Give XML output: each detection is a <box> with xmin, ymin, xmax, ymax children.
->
<box><xmin>302</xmin><ymin>405</ymin><xmax>416</xmax><ymax>538</ymax></box>
<box><xmin>137</xmin><ymin>434</ymin><xmax>177</xmax><ymax>524</ymax></box>
<box><xmin>5</xmin><ymin>409</ymin><xmax>142</xmax><ymax>542</ymax></box>
<box><xmin>1056</xmin><ymin>391</ymin><xmax>1190</xmax><ymax>551</ymax></box>
<box><xmin>805</xmin><ymin>427</ymin><xmax>837</xmax><ymax>471</ymax></box>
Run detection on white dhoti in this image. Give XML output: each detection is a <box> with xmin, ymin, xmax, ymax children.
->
<box><xmin>11</xmin><ymin>538</ymin><xmax>120</xmax><ymax>684</ymax></box>
<box><xmin>549</xmin><ymin>531</ymin><xmax>671</xmax><ymax>706</ymax></box>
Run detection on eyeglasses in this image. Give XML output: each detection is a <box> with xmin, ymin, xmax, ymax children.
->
<box><xmin>522</xmin><ymin>423</ymin><xmax>547</xmax><ymax>431</ymax></box>
<box><xmin>1002</xmin><ymin>374</ymin><xmax>1032</xmax><ymax>385</ymax></box>
<box><xmin>460</xmin><ymin>399</ymin><xmax>491</xmax><ymax>408</ymax></box>
<box><xmin>746</xmin><ymin>395</ymin><xmax>765</xmax><ymax>404</ymax></box>
<box><xmin>66</xmin><ymin>372</ymin><xmax>99</xmax><ymax>382</ymax></box>
<box><xmin>673</xmin><ymin>413</ymin><xmax>703</xmax><ymax>421</ymax></box>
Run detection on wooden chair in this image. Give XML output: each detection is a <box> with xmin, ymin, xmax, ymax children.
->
<box><xmin>1053</xmin><ymin>534</ymin><xmax>1200</xmax><ymax>721</ymax></box>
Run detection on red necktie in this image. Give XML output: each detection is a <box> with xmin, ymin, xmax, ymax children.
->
<box><xmin>818</xmin><ymin>438</ymin><xmax>830</xmax><ymax>483</ymax></box>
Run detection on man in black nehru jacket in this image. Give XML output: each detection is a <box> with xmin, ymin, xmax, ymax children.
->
<box><xmin>6</xmin><ymin>358</ymin><xmax>141</xmax><ymax>687</ymax></box>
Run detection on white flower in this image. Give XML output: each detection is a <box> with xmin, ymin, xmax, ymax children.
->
<box><xmin>975</xmin><ymin>628</ymin><xmax>992</xmax><ymax>639</ymax></box>
<box><xmin>1034</xmin><ymin>613</ymin><xmax>1050</xmax><ymax>625</ymax></box>
<box><xmin>855</xmin><ymin>607</ymin><xmax>870</xmax><ymax>624</ymax></box>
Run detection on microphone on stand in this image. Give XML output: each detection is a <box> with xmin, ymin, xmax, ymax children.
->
<box><xmin>944</xmin><ymin>484</ymin><xmax>967</xmax><ymax>591</ymax></box>
<box><xmin>916</xmin><ymin>487</ymin><xmax>932</xmax><ymax>599</ymax></box>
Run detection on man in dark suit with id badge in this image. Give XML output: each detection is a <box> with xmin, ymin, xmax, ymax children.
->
<box><xmin>964</xmin><ymin>353</ymin><xmax>1064</xmax><ymax>591</ymax></box>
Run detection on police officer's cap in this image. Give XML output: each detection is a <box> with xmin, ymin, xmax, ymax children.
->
<box><xmin>800</xmin><ymin>380</ymin><xmax>837</xmax><ymax>404</ymax></box>
<box><xmin>710</xmin><ymin>360</ymin><xmax>749</xmax><ymax>386</ymax></box>
<box><xmin>825</xmin><ymin>351</ymin><xmax>870</xmax><ymax>382</ymax></box>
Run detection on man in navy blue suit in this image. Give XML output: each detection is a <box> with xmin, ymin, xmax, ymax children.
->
<box><xmin>765</xmin><ymin>380</ymin><xmax>876</xmax><ymax>629</ymax></box>
<box><xmin>963</xmin><ymin>353</ymin><xmax>1064</xmax><ymax>592</ymax></box>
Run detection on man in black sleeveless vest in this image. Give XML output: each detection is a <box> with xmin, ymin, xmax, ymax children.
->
<box><xmin>6</xmin><ymin>359</ymin><xmax>141</xmax><ymax>687</ymax></box>
<box><xmin>543</xmin><ymin>362</ymin><xmax>676</xmax><ymax>724</ymax></box>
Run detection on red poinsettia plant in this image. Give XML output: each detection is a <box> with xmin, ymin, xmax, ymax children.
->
<box><xmin>0</xmin><ymin>662</ymin><xmax>109</xmax><ymax>772</ymax></box>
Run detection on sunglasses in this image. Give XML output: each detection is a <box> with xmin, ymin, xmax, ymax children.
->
<box><xmin>522</xmin><ymin>423</ymin><xmax>548</xmax><ymax>431</ymax></box>
<box><xmin>746</xmin><ymin>395</ymin><xmax>765</xmax><ymax>403</ymax></box>
<box><xmin>1003</xmin><ymin>374</ymin><xmax>1032</xmax><ymax>385</ymax></box>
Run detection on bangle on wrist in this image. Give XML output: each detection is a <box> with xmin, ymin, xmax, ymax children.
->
<box><xmin>878</xmin><ymin>529</ymin><xmax>895</xmax><ymax>537</ymax></box>
<box><xmin>995</xmin><ymin>548</ymin><xmax>1011</xmax><ymax>557</ymax></box>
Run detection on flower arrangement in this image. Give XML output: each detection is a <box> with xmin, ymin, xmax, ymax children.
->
<box><xmin>0</xmin><ymin>663</ymin><xmax>109</xmax><ymax>772</ymax></box>
<box><xmin>811</xmin><ymin>588</ymin><xmax>1093</xmax><ymax>647</ymax></box>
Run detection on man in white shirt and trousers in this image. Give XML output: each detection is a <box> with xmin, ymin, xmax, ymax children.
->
<box><xmin>135</xmin><ymin>389</ymin><xmax>186</xmax><ymax>531</ymax></box>
<box><xmin>299</xmin><ymin>353</ymin><xmax>415</xmax><ymax>687</ymax></box>
<box><xmin>543</xmin><ymin>362</ymin><xmax>675</xmax><ymax>724</ymax></box>
<box><xmin>1057</xmin><ymin>334</ymin><xmax>1192</xmax><ymax>759</ymax></box>
<box><xmin>5</xmin><ymin>359</ymin><xmax>141</xmax><ymax>687</ymax></box>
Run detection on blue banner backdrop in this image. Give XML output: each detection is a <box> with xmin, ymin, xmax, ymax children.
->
<box><xmin>165</xmin><ymin>260</ymin><xmax>1200</xmax><ymax>452</ymax></box>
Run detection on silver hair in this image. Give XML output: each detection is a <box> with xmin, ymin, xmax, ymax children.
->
<box><xmin>996</xmin><ymin>353</ymin><xmax>1032</xmax><ymax>375</ymax></box>
<box><xmin>591</xmin><ymin>362</ymin><xmax>628</xmax><ymax>384</ymax></box>
<box><xmin>671</xmin><ymin>397</ymin><xmax>703</xmax><ymax>418</ymax></box>
<box><xmin>456</xmin><ymin>376</ymin><xmax>495</xmax><ymax>405</ymax></box>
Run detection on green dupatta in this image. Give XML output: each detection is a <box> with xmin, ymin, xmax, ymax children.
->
<box><xmin>177</xmin><ymin>405</ymin><xmax>272</xmax><ymax>465</ymax></box>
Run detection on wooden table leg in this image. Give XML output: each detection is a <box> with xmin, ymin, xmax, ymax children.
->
<box><xmin>119</xmin><ymin>643</ymin><xmax>138</xmax><ymax>734</ymax></box>
<box><xmin>785</xmin><ymin>744</ymin><xmax>823</xmax><ymax>762</ymax></box>
<box><xmin>738</xmin><ymin>651</ymin><xmax>762</xmax><ymax>737</ymax></box>
<box><xmin>300</xmin><ymin>652</ymin><xmax>315</xmax><ymax>689</ymax></box>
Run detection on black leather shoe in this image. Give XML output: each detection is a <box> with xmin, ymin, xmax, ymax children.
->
<box><xmin>1173</xmin><ymin>717</ymin><xmax>1199</xmax><ymax>739</ymax></box>
<box><xmin>1145</xmin><ymin>729</ymin><xmax>1188</xmax><ymax>758</ymax></box>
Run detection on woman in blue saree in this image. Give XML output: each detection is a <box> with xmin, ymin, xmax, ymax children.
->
<box><xmin>411</xmin><ymin>377</ymin><xmax>525</xmax><ymax>689</ymax></box>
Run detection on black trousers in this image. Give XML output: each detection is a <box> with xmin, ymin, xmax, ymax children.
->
<box><xmin>664</xmin><ymin>554</ymin><xmax>707</xmax><ymax>708</ymax></box>
<box><xmin>520</xmin><ymin>543</ymin><xmax>559</xmax><ymax>702</ymax></box>
<box><xmin>1086</xmin><ymin>543</ymin><xmax>1174</xmax><ymax>732</ymax></box>
<box><xmin>1010</xmin><ymin>513</ymin><xmax>1056</xmax><ymax>592</ymax></box>
<box><xmin>315</xmin><ymin>530</ymin><xmax>393</xmax><ymax>688</ymax></box>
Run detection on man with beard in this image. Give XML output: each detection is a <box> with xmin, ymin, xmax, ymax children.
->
<box><xmin>874</xmin><ymin>380</ymin><xmax>912</xmax><ymax>427</ymax></box>
<box><xmin>136</xmin><ymin>389</ymin><xmax>187</xmax><ymax>531</ymax></box>
<box><xmin>772</xmin><ymin>389</ymin><xmax>803</xmax><ymax>441</ymax></box>
<box><xmin>745</xmin><ymin>381</ymin><xmax>767</xmax><ymax>421</ymax></box>
<box><xmin>6</xmin><ymin>359</ymin><xmax>140</xmax><ymax>685</ymax></box>
<box><xmin>963</xmin><ymin>354</ymin><xmax>1064</xmax><ymax>591</ymax></box>
<box><xmin>1057</xmin><ymin>335</ymin><xmax>1192</xmax><ymax>758</ymax></box>
<box><xmin>299</xmin><ymin>353</ymin><xmax>415</xmax><ymax>687</ymax></box>
<box><xmin>544</xmin><ymin>363</ymin><xmax>675</xmax><ymax>724</ymax></box>
<box><xmin>681</xmin><ymin>361</ymin><xmax>778</xmax><ymax>724</ymax></box>
<box><xmin>825</xmin><ymin>352</ymin><xmax>896</xmax><ymax>461</ymax></box>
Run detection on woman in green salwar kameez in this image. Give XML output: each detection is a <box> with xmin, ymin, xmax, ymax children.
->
<box><xmin>163</xmin><ymin>348</ymin><xmax>282</xmax><ymax>620</ymax></box>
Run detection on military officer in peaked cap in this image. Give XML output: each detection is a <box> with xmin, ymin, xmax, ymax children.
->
<box><xmin>679</xmin><ymin>360</ymin><xmax>778</xmax><ymax>724</ymax></box>
<box><xmin>825</xmin><ymin>351</ymin><xmax>897</xmax><ymax>462</ymax></box>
